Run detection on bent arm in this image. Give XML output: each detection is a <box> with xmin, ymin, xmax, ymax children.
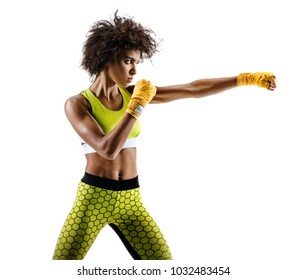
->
<box><xmin>64</xmin><ymin>95</ymin><xmax>136</xmax><ymax>160</ymax></box>
<box><xmin>151</xmin><ymin>76</ymin><xmax>237</xmax><ymax>103</ymax></box>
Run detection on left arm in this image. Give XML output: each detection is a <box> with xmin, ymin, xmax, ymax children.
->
<box><xmin>151</xmin><ymin>73</ymin><xmax>276</xmax><ymax>104</ymax></box>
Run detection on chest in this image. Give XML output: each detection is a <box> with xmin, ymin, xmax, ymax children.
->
<box><xmin>99</xmin><ymin>94</ymin><xmax>123</xmax><ymax>111</ymax></box>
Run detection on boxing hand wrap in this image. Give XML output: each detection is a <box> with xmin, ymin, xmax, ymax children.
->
<box><xmin>237</xmin><ymin>72</ymin><xmax>275</xmax><ymax>89</ymax></box>
<box><xmin>126</xmin><ymin>79</ymin><xmax>157</xmax><ymax>119</ymax></box>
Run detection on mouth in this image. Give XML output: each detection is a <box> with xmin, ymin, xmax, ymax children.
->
<box><xmin>127</xmin><ymin>78</ymin><xmax>133</xmax><ymax>83</ymax></box>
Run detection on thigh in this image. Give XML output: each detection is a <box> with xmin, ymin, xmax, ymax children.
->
<box><xmin>52</xmin><ymin>182</ymin><xmax>116</xmax><ymax>260</ymax></box>
<box><xmin>113</xmin><ymin>188</ymin><xmax>173</xmax><ymax>260</ymax></box>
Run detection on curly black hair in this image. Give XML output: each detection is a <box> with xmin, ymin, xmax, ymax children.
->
<box><xmin>81</xmin><ymin>11</ymin><xmax>160</xmax><ymax>78</ymax></box>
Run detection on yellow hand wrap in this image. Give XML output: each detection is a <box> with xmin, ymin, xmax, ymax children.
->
<box><xmin>237</xmin><ymin>72</ymin><xmax>275</xmax><ymax>89</ymax></box>
<box><xmin>126</xmin><ymin>79</ymin><xmax>157</xmax><ymax>119</ymax></box>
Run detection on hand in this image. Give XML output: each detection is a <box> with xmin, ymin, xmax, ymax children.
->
<box><xmin>267</xmin><ymin>76</ymin><xmax>277</xmax><ymax>91</ymax></box>
<box><xmin>237</xmin><ymin>72</ymin><xmax>276</xmax><ymax>91</ymax></box>
<box><xmin>126</xmin><ymin>79</ymin><xmax>157</xmax><ymax>119</ymax></box>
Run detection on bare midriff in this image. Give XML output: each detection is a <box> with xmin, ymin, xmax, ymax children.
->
<box><xmin>84</xmin><ymin>148</ymin><xmax>137</xmax><ymax>180</ymax></box>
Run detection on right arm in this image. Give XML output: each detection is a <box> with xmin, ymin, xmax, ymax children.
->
<box><xmin>64</xmin><ymin>94</ymin><xmax>137</xmax><ymax>160</ymax></box>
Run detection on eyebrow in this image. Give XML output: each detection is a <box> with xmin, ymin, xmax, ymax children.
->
<box><xmin>124</xmin><ymin>57</ymin><xmax>140</xmax><ymax>63</ymax></box>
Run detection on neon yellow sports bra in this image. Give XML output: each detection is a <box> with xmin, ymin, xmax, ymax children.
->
<box><xmin>80</xmin><ymin>87</ymin><xmax>141</xmax><ymax>154</ymax></box>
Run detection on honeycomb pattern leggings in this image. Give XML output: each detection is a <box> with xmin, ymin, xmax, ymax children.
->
<box><xmin>52</xmin><ymin>173</ymin><xmax>172</xmax><ymax>260</ymax></box>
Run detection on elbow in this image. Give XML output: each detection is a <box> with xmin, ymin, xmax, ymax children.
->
<box><xmin>97</xmin><ymin>143</ymin><xmax>120</xmax><ymax>161</ymax></box>
<box><xmin>104</xmin><ymin>150</ymin><xmax>118</xmax><ymax>161</ymax></box>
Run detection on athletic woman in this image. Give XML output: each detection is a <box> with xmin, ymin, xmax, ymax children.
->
<box><xmin>52</xmin><ymin>12</ymin><xmax>276</xmax><ymax>260</ymax></box>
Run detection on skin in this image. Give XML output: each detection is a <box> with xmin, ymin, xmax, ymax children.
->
<box><xmin>65</xmin><ymin>49</ymin><xmax>277</xmax><ymax>180</ymax></box>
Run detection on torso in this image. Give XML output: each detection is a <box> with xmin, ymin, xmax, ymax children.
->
<box><xmin>85</xmin><ymin>148</ymin><xmax>137</xmax><ymax>180</ymax></box>
<box><xmin>80</xmin><ymin>86</ymin><xmax>139</xmax><ymax>180</ymax></box>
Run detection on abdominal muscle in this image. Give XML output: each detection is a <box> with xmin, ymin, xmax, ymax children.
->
<box><xmin>84</xmin><ymin>148</ymin><xmax>138</xmax><ymax>180</ymax></box>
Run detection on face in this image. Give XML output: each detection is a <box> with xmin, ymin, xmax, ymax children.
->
<box><xmin>107</xmin><ymin>49</ymin><xmax>141</xmax><ymax>88</ymax></box>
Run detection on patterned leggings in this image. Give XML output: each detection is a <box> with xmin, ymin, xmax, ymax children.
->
<box><xmin>52</xmin><ymin>173</ymin><xmax>172</xmax><ymax>260</ymax></box>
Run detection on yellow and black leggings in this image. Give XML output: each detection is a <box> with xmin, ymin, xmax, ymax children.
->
<box><xmin>52</xmin><ymin>173</ymin><xmax>172</xmax><ymax>260</ymax></box>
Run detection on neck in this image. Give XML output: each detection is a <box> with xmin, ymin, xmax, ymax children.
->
<box><xmin>89</xmin><ymin>74</ymin><xmax>118</xmax><ymax>101</ymax></box>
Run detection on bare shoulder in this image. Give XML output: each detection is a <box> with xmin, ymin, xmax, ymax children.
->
<box><xmin>64</xmin><ymin>93</ymin><xmax>91</xmax><ymax>120</ymax></box>
<box><xmin>65</xmin><ymin>93</ymin><xmax>90</xmax><ymax>112</ymax></box>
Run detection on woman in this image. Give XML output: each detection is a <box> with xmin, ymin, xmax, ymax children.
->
<box><xmin>52</xmin><ymin>12</ymin><xmax>276</xmax><ymax>260</ymax></box>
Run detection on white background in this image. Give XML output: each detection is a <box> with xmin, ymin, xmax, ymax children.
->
<box><xmin>1</xmin><ymin>0</ymin><xmax>306</xmax><ymax>279</ymax></box>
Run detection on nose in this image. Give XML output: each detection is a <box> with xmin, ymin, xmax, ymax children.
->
<box><xmin>130</xmin><ymin>64</ymin><xmax>137</xmax><ymax>76</ymax></box>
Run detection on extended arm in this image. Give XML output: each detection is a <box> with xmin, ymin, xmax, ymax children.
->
<box><xmin>151</xmin><ymin>73</ymin><xmax>276</xmax><ymax>104</ymax></box>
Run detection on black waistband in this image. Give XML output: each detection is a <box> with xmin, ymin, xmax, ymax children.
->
<box><xmin>81</xmin><ymin>172</ymin><xmax>139</xmax><ymax>191</ymax></box>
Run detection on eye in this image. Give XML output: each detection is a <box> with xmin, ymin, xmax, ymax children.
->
<box><xmin>124</xmin><ymin>59</ymin><xmax>132</xmax><ymax>64</ymax></box>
